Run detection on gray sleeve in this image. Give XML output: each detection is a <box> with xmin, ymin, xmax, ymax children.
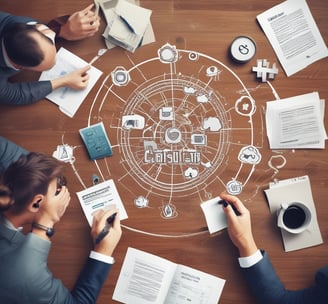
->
<box><xmin>0</xmin><ymin>136</ymin><xmax>28</xmax><ymax>175</ymax></box>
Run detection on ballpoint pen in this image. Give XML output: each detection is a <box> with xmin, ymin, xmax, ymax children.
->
<box><xmin>95</xmin><ymin>212</ymin><xmax>117</xmax><ymax>244</ymax></box>
<box><xmin>218</xmin><ymin>199</ymin><xmax>241</xmax><ymax>216</ymax></box>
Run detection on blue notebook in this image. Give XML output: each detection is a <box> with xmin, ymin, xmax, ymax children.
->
<box><xmin>79</xmin><ymin>122</ymin><xmax>113</xmax><ymax>160</ymax></box>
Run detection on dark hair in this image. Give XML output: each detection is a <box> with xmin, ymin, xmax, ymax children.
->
<box><xmin>3</xmin><ymin>23</ymin><xmax>46</xmax><ymax>67</ymax></box>
<box><xmin>0</xmin><ymin>153</ymin><xmax>64</xmax><ymax>214</ymax></box>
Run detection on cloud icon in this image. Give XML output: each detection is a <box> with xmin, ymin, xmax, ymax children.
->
<box><xmin>238</xmin><ymin>145</ymin><xmax>261</xmax><ymax>165</ymax></box>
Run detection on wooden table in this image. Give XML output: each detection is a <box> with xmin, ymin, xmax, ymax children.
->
<box><xmin>1</xmin><ymin>1</ymin><xmax>327</xmax><ymax>303</ymax></box>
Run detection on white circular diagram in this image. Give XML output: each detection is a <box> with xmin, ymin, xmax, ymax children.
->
<box><xmin>73</xmin><ymin>43</ymin><xmax>267</xmax><ymax>235</ymax></box>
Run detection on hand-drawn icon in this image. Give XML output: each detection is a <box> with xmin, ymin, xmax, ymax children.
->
<box><xmin>158</xmin><ymin>43</ymin><xmax>178</xmax><ymax>63</ymax></box>
<box><xmin>226</xmin><ymin>180</ymin><xmax>243</xmax><ymax>195</ymax></box>
<box><xmin>160</xmin><ymin>107</ymin><xmax>174</xmax><ymax>120</ymax></box>
<box><xmin>134</xmin><ymin>196</ymin><xmax>149</xmax><ymax>208</ymax></box>
<box><xmin>122</xmin><ymin>114</ymin><xmax>145</xmax><ymax>130</ymax></box>
<box><xmin>252</xmin><ymin>59</ymin><xmax>278</xmax><ymax>82</ymax></box>
<box><xmin>238</xmin><ymin>145</ymin><xmax>262</xmax><ymax>165</ymax></box>
<box><xmin>184</xmin><ymin>167</ymin><xmax>198</xmax><ymax>178</ymax></box>
<box><xmin>165</xmin><ymin>127</ymin><xmax>182</xmax><ymax>144</ymax></box>
<box><xmin>111</xmin><ymin>66</ymin><xmax>131</xmax><ymax>86</ymax></box>
<box><xmin>201</xmin><ymin>117</ymin><xmax>222</xmax><ymax>132</ymax></box>
<box><xmin>160</xmin><ymin>203</ymin><xmax>177</xmax><ymax>219</ymax></box>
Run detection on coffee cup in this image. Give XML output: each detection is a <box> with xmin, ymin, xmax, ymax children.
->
<box><xmin>277</xmin><ymin>202</ymin><xmax>312</xmax><ymax>234</ymax></box>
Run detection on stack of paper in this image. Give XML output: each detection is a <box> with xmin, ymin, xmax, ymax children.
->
<box><xmin>265</xmin><ymin>92</ymin><xmax>327</xmax><ymax>149</ymax></box>
<box><xmin>97</xmin><ymin>0</ymin><xmax>153</xmax><ymax>52</ymax></box>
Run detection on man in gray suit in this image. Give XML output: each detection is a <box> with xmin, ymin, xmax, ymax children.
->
<box><xmin>0</xmin><ymin>152</ymin><xmax>122</xmax><ymax>303</ymax></box>
<box><xmin>221</xmin><ymin>193</ymin><xmax>327</xmax><ymax>304</ymax></box>
<box><xmin>0</xmin><ymin>4</ymin><xmax>99</xmax><ymax>105</ymax></box>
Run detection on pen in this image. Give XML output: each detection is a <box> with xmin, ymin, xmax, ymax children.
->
<box><xmin>95</xmin><ymin>212</ymin><xmax>117</xmax><ymax>244</ymax></box>
<box><xmin>218</xmin><ymin>199</ymin><xmax>241</xmax><ymax>216</ymax></box>
<box><xmin>119</xmin><ymin>15</ymin><xmax>135</xmax><ymax>34</ymax></box>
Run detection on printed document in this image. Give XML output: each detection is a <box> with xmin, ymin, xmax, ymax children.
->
<box><xmin>265</xmin><ymin>92</ymin><xmax>327</xmax><ymax>149</ymax></box>
<box><xmin>257</xmin><ymin>0</ymin><xmax>328</xmax><ymax>76</ymax></box>
<box><xmin>76</xmin><ymin>180</ymin><xmax>128</xmax><ymax>226</ymax></box>
<box><xmin>113</xmin><ymin>247</ymin><xmax>225</xmax><ymax>304</ymax></box>
<box><xmin>39</xmin><ymin>47</ymin><xmax>102</xmax><ymax>117</ymax></box>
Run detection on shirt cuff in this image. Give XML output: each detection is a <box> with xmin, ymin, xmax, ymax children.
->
<box><xmin>89</xmin><ymin>250</ymin><xmax>115</xmax><ymax>264</ymax></box>
<box><xmin>238</xmin><ymin>249</ymin><xmax>263</xmax><ymax>268</ymax></box>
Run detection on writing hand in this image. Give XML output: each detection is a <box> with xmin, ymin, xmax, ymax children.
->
<box><xmin>220</xmin><ymin>193</ymin><xmax>258</xmax><ymax>257</ymax></box>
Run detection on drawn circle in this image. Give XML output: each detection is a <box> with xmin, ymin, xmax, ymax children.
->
<box><xmin>119</xmin><ymin>75</ymin><xmax>231</xmax><ymax>195</ymax></box>
<box><xmin>82</xmin><ymin>44</ymin><xmax>264</xmax><ymax>235</ymax></box>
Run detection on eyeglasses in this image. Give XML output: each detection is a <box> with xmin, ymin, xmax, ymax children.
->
<box><xmin>55</xmin><ymin>176</ymin><xmax>67</xmax><ymax>196</ymax></box>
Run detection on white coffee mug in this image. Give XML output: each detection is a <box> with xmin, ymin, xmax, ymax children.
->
<box><xmin>277</xmin><ymin>202</ymin><xmax>312</xmax><ymax>234</ymax></box>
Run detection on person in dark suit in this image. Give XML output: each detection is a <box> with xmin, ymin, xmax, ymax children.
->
<box><xmin>220</xmin><ymin>193</ymin><xmax>327</xmax><ymax>304</ymax></box>
<box><xmin>0</xmin><ymin>152</ymin><xmax>122</xmax><ymax>303</ymax></box>
<box><xmin>0</xmin><ymin>4</ymin><xmax>100</xmax><ymax>105</ymax></box>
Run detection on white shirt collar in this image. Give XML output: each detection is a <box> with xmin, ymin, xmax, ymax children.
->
<box><xmin>1</xmin><ymin>40</ymin><xmax>19</xmax><ymax>71</ymax></box>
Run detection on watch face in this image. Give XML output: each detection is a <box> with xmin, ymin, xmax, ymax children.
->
<box><xmin>46</xmin><ymin>228</ymin><xmax>55</xmax><ymax>237</ymax></box>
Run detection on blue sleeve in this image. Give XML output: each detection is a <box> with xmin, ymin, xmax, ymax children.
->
<box><xmin>0</xmin><ymin>11</ymin><xmax>36</xmax><ymax>32</ymax></box>
<box><xmin>241</xmin><ymin>251</ymin><xmax>328</xmax><ymax>304</ymax></box>
<box><xmin>0</xmin><ymin>76</ymin><xmax>53</xmax><ymax>105</ymax></box>
<box><xmin>69</xmin><ymin>258</ymin><xmax>112</xmax><ymax>304</ymax></box>
<box><xmin>0</xmin><ymin>136</ymin><xmax>28</xmax><ymax>175</ymax></box>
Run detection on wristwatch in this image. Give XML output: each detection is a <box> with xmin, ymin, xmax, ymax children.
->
<box><xmin>32</xmin><ymin>223</ymin><xmax>55</xmax><ymax>238</ymax></box>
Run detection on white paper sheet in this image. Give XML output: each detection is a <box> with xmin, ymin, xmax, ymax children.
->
<box><xmin>200</xmin><ymin>196</ymin><xmax>227</xmax><ymax>234</ymax></box>
<box><xmin>39</xmin><ymin>47</ymin><xmax>102</xmax><ymax>117</ymax></box>
<box><xmin>257</xmin><ymin>0</ymin><xmax>328</xmax><ymax>76</ymax></box>
<box><xmin>265</xmin><ymin>92</ymin><xmax>327</xmax><ymax>149</ymax></box>
<box><xmin>113</xmin><ymin>247</ymin><xmax>225</xmax><ymax>304</ymax></box>
<box><xmin>76</xmin><ymin>179</ymin><xmax>128</xmax><ymax>226</ymax></box>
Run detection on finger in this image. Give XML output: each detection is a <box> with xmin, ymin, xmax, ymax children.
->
<box><xmin>79</xmin><ymin>65</ymin><xmax>91</xmax><ymax>74</ymax></box>
<box><xmin>81</xmin><ymin>3</ymin><xmax>95</xmax><ymax>15</ymax></box>
<box><xmin>220</xmin><ymin>193</ymin><xmax>247</xmax><ymax>214</ymax></box>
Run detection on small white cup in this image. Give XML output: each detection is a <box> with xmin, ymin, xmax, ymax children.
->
<box><xmin>277</xmin><ymin>202</ymin><xmax>312</xmax><ymax>234</ymax></box>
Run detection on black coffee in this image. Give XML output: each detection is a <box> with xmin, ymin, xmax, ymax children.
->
<box><xmin>282</xmin><ymin>205</ymin><xmax>306</xmax><ymax>229</ymax></box>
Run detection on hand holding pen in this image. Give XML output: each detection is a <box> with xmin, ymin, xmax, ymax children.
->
<box><xmin>219</xmin><ymin>193</ymin><xmax>258</xmax><ymax>258</ymax></box>
<box><xmin>95</xmin><ymin>212</ymin><xmax>117</xmax><ymax>244</ymax></box>
<box><xmin>92</xmin><ymin>208</ymin><xmax>122</xmax><ymax>257</ymax></box>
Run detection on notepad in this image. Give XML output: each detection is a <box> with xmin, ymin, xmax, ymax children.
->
<box><xmin>76</xmin><ymin>179</ymin><xmax>128</xmax><ymax>226</ymax></box>
<box><xmin>39</xmin><ymin>47</ymin><xmax>102</xmax><ymax>117</ymax></box>
<box><xmin>79</xmin><ymin>122</ymin><xmax>113</xmax><ymax>160</ymax></box>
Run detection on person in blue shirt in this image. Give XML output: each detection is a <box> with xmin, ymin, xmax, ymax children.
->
<box><xmin>0</xmin><ymin>4</ymin><xmax>100</xmax><ymax>105</ymax></box>
<box><xmin>221</xmin><ymin>193</ymin><xmax>327</xmax><ymax>304</ymax></box>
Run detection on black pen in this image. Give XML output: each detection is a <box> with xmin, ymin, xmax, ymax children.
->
<box><xmin>218</xmin><ymin>199</ymin><xmax>241</xmax><ymax>216</ymax></box>
<box><xmin>95</xmin><ymin>212</ymin><xmax>117</xmax><ymax>244</ymax></box>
